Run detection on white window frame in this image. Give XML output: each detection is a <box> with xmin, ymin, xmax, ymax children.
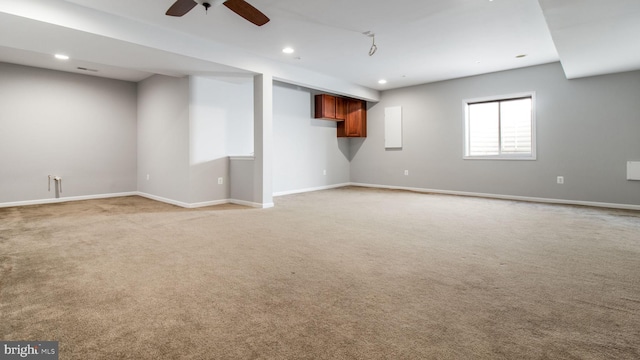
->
<box><xmin>463</xmin><ymin>91</ymin><xmax>537</xmax><ymax>160</ymax></box>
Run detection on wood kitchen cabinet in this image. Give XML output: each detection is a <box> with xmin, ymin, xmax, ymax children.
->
<box><xmin>314</xmin><ymin>94</ymin><xmax>367</xmax><ymax>137</ymax></box>
<box><xmin>314</xmin><ymin>94</ymin><xmax>345</xmax><ymax>121</ymax></box>
<box><xmin>338</xmin><ymin>98</ymin><xmax>367</xmax><ymax>138</ymax></box>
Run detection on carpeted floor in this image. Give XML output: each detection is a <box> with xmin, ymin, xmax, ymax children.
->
<box><xmin>1</xmin><ymin>186</ymin><xmax>639</xmax><ymax>359</ymax></box>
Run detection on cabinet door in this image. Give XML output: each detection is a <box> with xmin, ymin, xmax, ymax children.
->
<box><xmin>314</xmin><ymin>94</ymin><xmax>337</xmax><ymax>119</ymax></box>
<box><xmin>335</xmin><ymin>97</ymin><xmax>346</xmax><ymax>120</ymax></box>
<box><xmin>338</xmin><ymin>99</ymin><xmax>367</xmax><ymax>137</ymax></box>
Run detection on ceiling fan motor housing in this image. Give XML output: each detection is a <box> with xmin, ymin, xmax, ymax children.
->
<box><xmin>203</xmin><ymin>0</ymin><xmax>226</xmax><ymax>7</ymax></box>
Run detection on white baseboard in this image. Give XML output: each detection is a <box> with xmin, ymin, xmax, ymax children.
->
<box><xmin>4</xmin><ymin>184</ymin><xmax>635</xmax><ymax>212</ymax></box>
<box><xmin>0</xmin><ymin>191</ymin><xmax>236</xmax><ymax>210</ymax></box>
<box><xmin>273</xmin><ymin>183</ymin><xmax>351</xmax><ymax>197</ymax></box>
<box><xmin>350</xmin><ymin>183</ymin><xmax>640</xmax><ymax>211</ymax></box>
<box><xmin>0</xmin><ymin>192</ymin><xmax>138</xmax><ymax>208</ymax></box>
<box><xmin>188</xmin><ymin>199</ymin><xmax>231</xmax><ymax>208</ymax></box>
<box><xmin>137</xmin><ymin>192</ymin><xmax>273</xmax><ymax>209</ymax></box>
<box><xmin>136</xmin><ymin>192</ymin><xmax>234</xmax><ymax>209</ymax></box>
<box><xmin>230</xmin><ymin>199</ymin><xmax>274</xmax><ymax>208</ymax></box>
<box><xmin>136</xmin><ymin>192</ymin><xmax>191</xmax><ymax>208</ymax></box>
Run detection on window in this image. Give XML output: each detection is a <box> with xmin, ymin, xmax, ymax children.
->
<box><xmin>464</xmin><ymin>93</ymin><xmax>536</xmax><ymax>160</ymax></box>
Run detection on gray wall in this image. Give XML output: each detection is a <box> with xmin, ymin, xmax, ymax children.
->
<box><xmin>137</xmin><ymin>74</ymin><xmax>190</xmax><ymax>203</ymax></box>
<box><xmin>137</xmin><ymin>75</ymin><xmax>253</xmax><ymax>205</ymax></box>
<box><xmin>273</xmin><ymin>82</ymin><xmax>351</xmax><ymax>194</ymax></box>
<box><xmin>351</xmin><ymin>62</ymin><xmax>640</xmax><ymax>206</ymax></box>
<box><xmin>0</xmin><ymin>62</ymin><xmax>137</xmax><ymax>204</ymax></box>
<box><xmin>5</xmin><ymin>61</ymin><xmax>637</xmax><ymax>208</ymax></box>
<box><xmin>188</xmin><ymin>76</ymin><xmax>253</xmax><ymax>204</ymax></box>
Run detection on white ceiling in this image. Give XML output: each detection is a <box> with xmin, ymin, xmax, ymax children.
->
<box><xmin>0</xmin><ymin>0</ymin><xmax>638</xmax><ymax>100</ymax></box>
<box><xmin>539</xmin><ymin>0</ymin><xmax>640</xmax><ymax>79</ymax></box>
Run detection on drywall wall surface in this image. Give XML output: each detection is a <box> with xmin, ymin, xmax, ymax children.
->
<box><xmin>273</xmin><ymin>82</ymin><xmax>350</xmax><ymax>194</ymax></box>
<box><xmin>201</xmin><ymin>77</ymin><xmax>255</xmax><ymax>157</ymax></box>
<box><xmin>137</xmin><ymin>74</ymin><xmax>190</xmax><ymax>203</ymax></box>
<box><xmin>350</xmin><ymin>62</ymin><xmax>640</xmax><ymax>206</ymax></box>
<box><xmin>188</xmin><ymin>76</ymin><xmax>253</xmax><ymax>203</ymax></box>
<box><xmin>0</xmin><ymin>62</ymin><xmax>137</xmax><ymax>203</ymax></box>
<box><xmin>230</xmin><ymin>156</ymin><xmax>255</xmax><ymax>203</ymax></box>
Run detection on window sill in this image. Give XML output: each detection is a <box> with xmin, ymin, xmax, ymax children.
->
<box><xmin>463</xmin><ymin>155</ymin><xmax>537</xmax><ymax>161</ymax></box>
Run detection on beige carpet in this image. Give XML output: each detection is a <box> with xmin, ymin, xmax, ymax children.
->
<box><xmin>1</xmin><ymin>186</ymin><xmax>639</xmax><ymax>359</ymax></box>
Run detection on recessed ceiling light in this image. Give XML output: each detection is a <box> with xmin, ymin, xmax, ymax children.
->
<box><xmin>378</xmin><ymin>79</ymin><xmax>387</xmax><ymax>84</ymax></box>
<box><xmin>282</xmin><ymin>47</ymin><xmax>295</xmax><ymax>54</ymax></box>
<box><xmin>516</xmin><ymin>54</ymin><xmax>527</xmax><ymax>58</ymax></box>
<box><xmin>54</xmin><ymin>54</ymin><xmax>69</xmax><ymax>60</ymax></box>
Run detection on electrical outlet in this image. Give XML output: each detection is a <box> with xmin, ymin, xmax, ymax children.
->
<box><xmin>323</xmin><ymin>169</ymin><xmax>327</xmax><ymax>176</ymax></box>
<box><xmin>146</xmin><ymin>174</ymin><xmax>150</xmax><ymax>180</ymax></box>
<box><xmin>404</xmin><ymin>170</ymin><xmax>409</xmax><ymax>176</ymax></box>
<box><xmin>557</xmin><ymin>176</ymin><xmax>564</xmax><ymax>184</ymax></box>
<box><xmin>218</xmin><ymin>177</ymin><xmax>224</xmax><ymax>185</ymax></box>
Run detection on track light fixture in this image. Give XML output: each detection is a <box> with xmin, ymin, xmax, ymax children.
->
<box><xmin>369</xmin><ymin>35</ymin><xmax>377</xmax><ymax>56</ymax></box>
<box><xmin>363</xmin><ymin>31</ymin><xmax>377</xmax><ymax>56</ymax></box>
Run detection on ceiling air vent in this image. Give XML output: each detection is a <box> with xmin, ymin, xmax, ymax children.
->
<box><xmin>77</xmin><ymin>67</ymin><xmax>98</xmax><ymax>72</ymax></box>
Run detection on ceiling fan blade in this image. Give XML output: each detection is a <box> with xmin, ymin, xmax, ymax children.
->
<box><xmin>166</xmin><ymin>0</ymin><xmax>198</xmax><ymax>17</ymax></box>
<box><xmin>223</xmin><ymin>0</ymin><xmax>270</xmax><ymax>26</ymax></box>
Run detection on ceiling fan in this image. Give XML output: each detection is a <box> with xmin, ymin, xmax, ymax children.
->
<box><xmin>166</xmin><ymin>0</ymin><xmax>270</xmax><ymax>26</ymax></box>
